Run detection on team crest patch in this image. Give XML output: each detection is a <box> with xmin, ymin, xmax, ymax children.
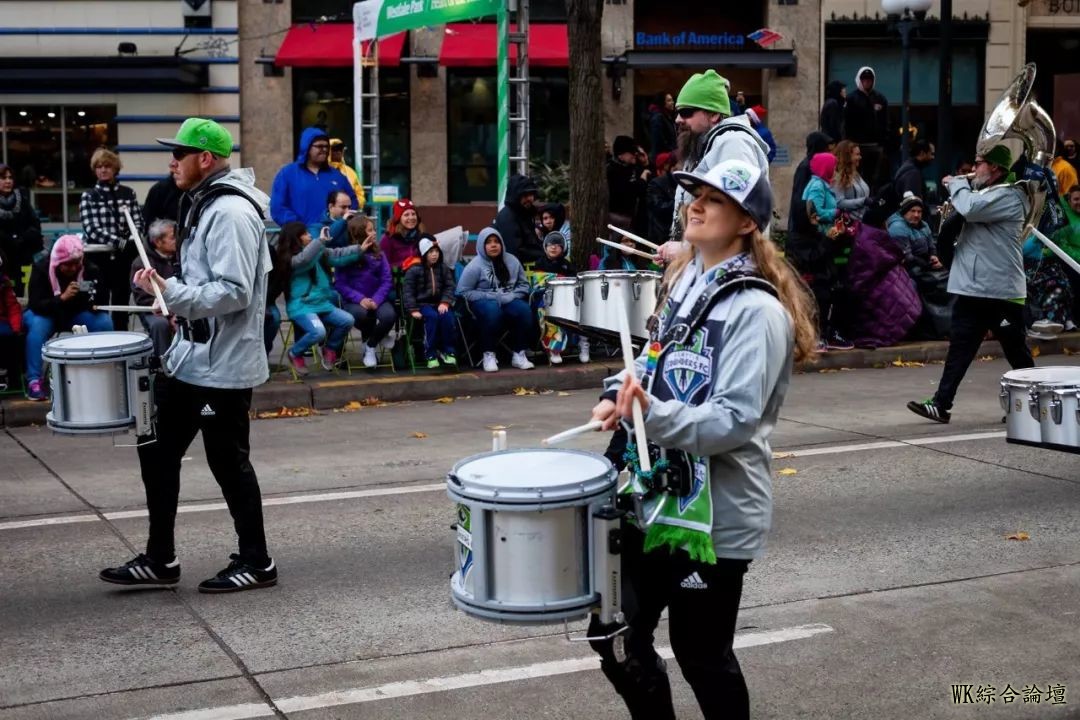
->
<box><xmin>720</xmin><ymin>166</ymin><xmax>752</xmax><ymax>194</ymax></box>
<box><xmin>661</xmin><ymin>328</ymin><xmax>713</xmax><ymax>404</ymax></box>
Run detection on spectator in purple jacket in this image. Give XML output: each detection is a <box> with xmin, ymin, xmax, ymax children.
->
<box><xmin>335</xmin><ymin>214</ymin><xmax>397</xmax><ymax>368</ymax></box>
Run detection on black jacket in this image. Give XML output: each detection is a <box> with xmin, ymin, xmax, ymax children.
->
<box><xmin>403</xmin><ymin>259</ymin><xmax>456</xmax><ymax>309</ymax></box>
<box><xmin>648</xmin><ymin>108</ymin><xmax>676</xmax><ymax>159</ymax></box>
<box><xmin>786</xmin><ymin>132</ymin><xmax>837</xmax><ymax>275</ymax></box>
<box><xmin>818</xmin><ymin>81</ymin><xmax>845</xmax><ymax>143</ymax></box>
<box><xmin>143</xmin><ymin>175</ymin><xmax>182</xmax><ymax>224</ymax></box>
<box><xmin>892</xmin><ymin>160</ymin><xmax>926</xmax><ymax>202</ymax></box>
<box><xmin>532</xmin><ymin>255</ymin><xmax>576</xmax><ymax>276</ymax></box>
<box><xmin>493</xmin><ymin>175</ymin><xmax>543</xmax><ymax>264</ymax></box>
<box><xmin>27</xmin><ymin>257</ymin><xmax>108</xmax><ymax>326</ymax></box>
<box><xmin>607</xmin><ymin>159</ymin><xmax>647</xmax><ymax>228</ymax></box>
<box><xmin>0</xmin><ymin>187</ymin><xmax>43</xmax><ymax>275</ymax></box>
<box><xmin>646</xmin><ymin>173</ymin><xmax>677</xmax><ymax>246</ymax></box>
<box><xmin>844</xmin><ymin>87</ymin><xmax>889</xmax><ymax>145</ymax></box>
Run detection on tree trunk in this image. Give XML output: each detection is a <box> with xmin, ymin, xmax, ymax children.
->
<box><xmin>565</xmin><ymin>0</ymin><xmax>606</xmax><ymax>271</ymax></box>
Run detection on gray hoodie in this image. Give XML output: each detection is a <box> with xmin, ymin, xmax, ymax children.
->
<box><xmin>456</xmin><ymin>226</ymin><xmax>530</xmax><ymax>304</ymax></box>
<box><xmin>945</xmin><ymin>176</ymin><xmax>1030</xmax><ymax>300</ymax></box>
<box><xmin>161</xmin><ymin>167</ymin><xmax>272</xmax><ymax>389</ymax></box>
<box><xmin>603</xmin><ymin>258</ymin><xmax>794</xmax><ymax>559</ymax></box>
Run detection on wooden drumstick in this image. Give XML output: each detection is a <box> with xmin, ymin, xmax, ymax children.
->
<box><xmin>606</xmin><ymin>224</ymin><xmax>661</xmax><ymax>251</ymax></box>
<box><xmin>542</xmin><ymin>420</ymin><xmax>603</xmax><ymax>446</ymax></box>
<box><xmin>616</xmin><ymin>285</ymin><xmax>651</xmax><ymax>472</ymax></box>
<box><xmin>597</xmin><ymin>238</ymin><xmax>656</xmax><ymax>261</ymax></box>
<box><xmin>94</xmin><ymin>305</ymin><xmax>158</xmax><ymax>313</ymax></box>
<box><xmin>122</xmin><ymin>207</ymin><xmax>170</xmax><ymax>317</ymax></box>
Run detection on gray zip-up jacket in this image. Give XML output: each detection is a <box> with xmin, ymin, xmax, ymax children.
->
<box><xmin>161</xmin><ymin>167</ymin><xmax>272</xmax><ymax>389</ymax></box>
<box><xmin>603</xmin><ymin>264</ymin><xmax>794</xmax><ymax>559</ymax></box>
<box><xmin>945</xmin><ymin>176</ymin><xmax>1030</xmax><ymax>300</ymax></box>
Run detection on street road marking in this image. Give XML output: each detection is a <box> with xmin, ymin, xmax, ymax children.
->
<box><xmin>0</xmin><ymin>430</ymin><xmax>1008</xmax><ymax>532</ymax></box>
<box><xmin>140</xmin><ymin>623</ymin><xmax>834</xmax><ymax>719</ymax></box>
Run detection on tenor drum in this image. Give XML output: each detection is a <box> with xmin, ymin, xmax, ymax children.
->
<box><xmin>544</xmin><ymin>277</ymin><xmax>582</xmax><ymax>331</ymax></box>
<box><xmin>1000</xmin><ymin>366</ymin><xmax>1078</xmax><ymax>447</ymax></box>
<box><xmin>1031</xmin><ymin>367</ymin><xmax>1080</xmax><ymax>453</ymax></box>
<box><xmin>577</xmin><ymin>270</ymin><xmax>661</xmax><ymax>342</ymax></box>
<box><xmin>447</xmin><ymin>448</ymin><xmax>617</xmax><ymax>623</ymax></box>
<box><xmin>43</xmin><ymin>331</ymin><xmax>155</xmax><ymax>435</ymax></box>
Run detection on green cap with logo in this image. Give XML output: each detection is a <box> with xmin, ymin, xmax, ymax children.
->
<box><xmin>156</xmin><ymin>117</ymin><xmax>233</xmax><ymax>158</ymax></box>
<box><xmin>676</xmin><ymin>69</ymin><xmax>732</xmax><ymax>116</ymax></box>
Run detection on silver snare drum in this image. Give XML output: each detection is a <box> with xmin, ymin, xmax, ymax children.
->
<box><xmin>447</xmin><ymin>448</ymin><xmax>616</xmax><ymax>623</ymax></box>
<box><xmin>1000</xmin><ymin>366</ymin><xmax>1077</xmax><ymax>447</ymax></box>
<box><xmin>543</xmin><ymin>277</ymin><xmax>582</xmax><ymax>331</ymax></box>
<box><xmin>577</xmin><ymin>270</ymin><xmax>661</xmax><ymax>342</ymax></box>
<box><xmin>1031</xmin><ymin>367</ymin><xmax>1080</xmax><ymax>453</ymax></box>
<box><xmin>43</xmin><ymin>331</ymin><xmax>155</xmax><ymax>435</ymax></box>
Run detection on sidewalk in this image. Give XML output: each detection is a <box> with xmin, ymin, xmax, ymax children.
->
<box><xmin>3</xmin><ymin>333</ymin><xmax>1079</xmax><ymax>428</ymax></box>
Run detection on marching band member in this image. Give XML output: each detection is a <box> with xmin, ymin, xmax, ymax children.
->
<box><xmin>589</xmin><ymin>159</ymin><xmax>817</xmax><ymax>719</ymax></box>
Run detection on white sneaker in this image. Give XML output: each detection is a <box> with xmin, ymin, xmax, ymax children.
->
<box><xmin>363</xmin><ymin>345</ymin><xmax>378</xmax><ymax>368</ymax></box>
<box><xmin>1027</xmin><ymin>329</ymin><xmax>1057</xmax><ymax>341</ymax></box>
<box><xmin>1032</xmin><ymin>319</ymin><xmax>1064</xmax><ymax>335</ymax></box>
<box><xmin>482</xmin><ymin>352</ymin><xmax>499</xmax><ymax>373</ymax></box>
<box><xmin>511</xmin><ymin>351</ymin><xmax>535</xmax><ymax>370</ymax></box>
<box><xmin>578</xmin><ymin>340</ymin><xmax>590</xmax><ymax>364</ymax></box>
<box><xmin>1066</xmin><ymin>320</ymin><xmax>1077</xmax><ymax>332</ymax></box>
<box><xmin>549</xmin><ymin>351</ymin><xmax>563</xmax><ymax>365</ymax></box>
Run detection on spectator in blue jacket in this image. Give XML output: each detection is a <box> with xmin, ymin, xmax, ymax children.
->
<box><xmin>457</xmin><ymin>227</ymin><xmax>536</xmax><ymax>373</ymax></box>
<box><xmin>270</xmin><ymin>127</ymin><xmax>358</xmax><ymax>225</ymax></box>
<box><xmin>887</xmin><ymin>193</ymin><xmax>940</xmax><ymax>271</ymax></box>
<box><xmin>309</xmin><ymin>190</ymin><xmax>354</xmax><ymax>248</ymax></box>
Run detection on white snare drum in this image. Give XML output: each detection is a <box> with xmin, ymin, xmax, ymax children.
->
<box><xmin>1000</xmin><ymin>366</ymin><xmax>1076</xmax><ymax>447</ymax></box>
<box><xmin>544</xmin><ymin>277</ymin><xmax>582</xmax><ymax>331</ymax></box>
<box><xmin>43</xmin><ymin>331</ymin><xmax>155</xmax><ymax>435</ymax></box>
<box><xmin>577</xmin><ymin>270</ymin><xmax>661</xmax><ymax>342</ymax></box>
<box><xmin>1031</xmin><ymin>367</ymin><xmax>1080</xmax><ymax>453</ymax></box>
<box><xmin>447</xmin><ymin>448</ymin><xmax>617</xmax><ymax>623</ymax></box>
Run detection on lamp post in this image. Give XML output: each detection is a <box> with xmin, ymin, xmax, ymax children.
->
<box><xmin>883</xmin><ymin>0</ymin><xmax>932</xmax><ymax>163</ymax></box>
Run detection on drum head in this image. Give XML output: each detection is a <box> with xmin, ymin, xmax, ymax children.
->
<box><xmin>448</xmin><ymin>448</ymin><xmax>615</xmax><ymax>505</ymax></box>
<box><xmin>1024</xmin><ymin>366</ymin><xmax>1080</xmax><ymax>388</ymax></box>
<box><xmin>577</xmin><ymin>270</ymin><xmax>662</xmax><ymax>280</ymax></box>
<box><xmin>43</xmin><ymin>331</ymin><xmax>154</xmax><ymax>360</ymax></box>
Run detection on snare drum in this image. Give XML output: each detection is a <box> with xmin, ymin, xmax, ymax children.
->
<box><xmin>43</xmin><ymin>331</ymin><xmax>155</xmax><ymax>435</ymax></box>
<box><xmin>447</xmin><ymin>448</ymin><xmax>617</xmax><ymax>623</ymax></box>
<box><xmin>1000</xmin><ymin>366</ymin><xmax>1077</xmax><ymax>447</ymax></box>
<box><xmin>543</xmin><ymin>278</ymin><xmax>582</xmax><ymax>332</ymax></box>
<box><xmin>577</xmin><ymin>270</ymin><xmax>661</xmax><ymax>342</ymax></box>
<box><xmin>1031</xmin><ymin>367</ymin><xmax>1080</xmax><ymax>453</ymax></box>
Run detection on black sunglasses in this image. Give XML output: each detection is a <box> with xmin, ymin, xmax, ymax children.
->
<box><xmin>677</xmin><ymin>107</ymin><xmax>700</xmax><ymax>119</ymax></box>
<box><xmin>171</xmin><ymin>147</ymin><xmax>203</xmax><ymax>161</ymax></box>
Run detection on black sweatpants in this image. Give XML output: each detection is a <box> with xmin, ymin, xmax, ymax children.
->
<box><xmin>933</xmin><ymin>295</ymin><xmax>1034</xmax><ymax>411</ymax></box>
<box><xmin>137</xmin><ymin>377</ymin><xmax>270</xmax><ymax>567</ymax></box>
<box><xmin>590</xmin><ymin>526</ymin><xmax>751</xmax><ymax>720</ymax></box>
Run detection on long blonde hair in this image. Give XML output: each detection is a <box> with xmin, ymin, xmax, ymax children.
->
<box><xmin>660</xmin><ymin>220</ymin><xmax>819</xmax><ymax>363</ymax></box>
<box><xmin>833</xmin><ymin>140</ymin><xmax>860</xmax><ymax>189</ymax></box>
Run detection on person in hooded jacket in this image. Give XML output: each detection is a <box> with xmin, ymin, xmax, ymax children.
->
<box><xmin>801</xmin><ymin>152</ymin><xmax>855</xmax><ymax>351</ymax></box>
<box><xmin>0</xmin><ymin>162</ymin><xmax>42</xmax><ymax>294</ymax></box>
<box><xmin>819</xmin><ymin>81</ymin><xmax>846</xmax><ymax>144</ymax></box>
<box><xmin>270</xmin><ymin>127</ymin><xmax>358</xmax><ymax>226</ymax></box>
<box><xmin>382</xmin><ymin>198</ymin><xmax>425</xmax><ymax>271</ymax></box>
<box><xmin>539</xmin><ymin>202</ymin><xmax>572</xmax><ymax>248</ymax></box>
<box><xmin>403</xmin><ymin>235</ymin><xmax>458</xmax><ymax>369</ymax></box>
<box><xmin>647</xmin><ymin>152</ymin><xmax>679</xmax><ymax>247</ymax></box>
<box><xmin>494</xmin><ymin>175</ymin><xmax>544</xmax><ymax>264</ymax></box>
<box><xmin>844</xmin><ymin>67</ymin><xmax>890</xmax><ymax>188</ymax></box>
<box><xmin>336</xmin><ymin>214</ymin><xmax>397</xmax><ymax>368</ymax></box>
<box><xmin>328</xmin><ymin>138</ymin><xmax>366</xmax><ymax>209</ymax></box>
<box><xmin>457</xmin><ymin>227</ymin><xmax>536</xmax><ymax>372</ymax></box>
<box><xmin>533</xmin><ymin>232</ymin><xmax>588</xmax><ymax>365</ymax></box>
<box><xmin>648</xmin><ymin>92</ymin><xmax>677</xmax><ymax>162</ymax></box>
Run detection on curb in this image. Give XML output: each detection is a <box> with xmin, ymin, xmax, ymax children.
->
<box><xmin>4</xmin><ymin>334</ymin><xmax>1078</xmax><ymax>429</ymax></box>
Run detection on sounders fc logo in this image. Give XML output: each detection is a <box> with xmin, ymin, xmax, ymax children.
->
<box><xmin>662</xmin><ymin>328</ymin><xmax>713</xmax><ymax>404</ymax></box>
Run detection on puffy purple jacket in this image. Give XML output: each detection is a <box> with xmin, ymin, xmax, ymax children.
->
<box><xmin>846</xmin><ymin>223</ymin><xmax>922</xmax><ymax>349</ymax></box>
<box><xmin>334</xmin><ymin>251</ymin><xmax>392</xmax><ymax>306</ymax></box>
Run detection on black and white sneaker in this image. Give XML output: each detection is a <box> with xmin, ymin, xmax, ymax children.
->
<box><xmin>99</xmin><ymin>554</ymin><xmax>180</xmax><ymax>586</ymax></box>
<box><xmin>907</xmin><ymin>399</ymin><xmax>951</xmax><ymax>424</ymax></box>
<box><xmin>197</xmin><ymin>554</ymin><xmax>277</xmax><ymax>594</ymax></box>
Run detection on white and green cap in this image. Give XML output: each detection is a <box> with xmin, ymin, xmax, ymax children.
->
<box><xmin>672</xmin><ymin>159</ymin><xmax>773</xmax><ymax>231</ymax></box>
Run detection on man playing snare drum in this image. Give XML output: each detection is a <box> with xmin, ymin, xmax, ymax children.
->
<box><xmin>99</xmin><ymin>118</ymin><xmax>279</xmax><ymax>593</ymax></box>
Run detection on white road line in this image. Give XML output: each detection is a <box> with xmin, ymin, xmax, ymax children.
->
<box><xmin>142</xmin><ymin>623</ymin><xmax>834</xmax><ymax>720</ymax></box>
<box><xmin>1</xmin><ymin>430</ymin><xmax>1008</xmax><ymax>532</ymax></box>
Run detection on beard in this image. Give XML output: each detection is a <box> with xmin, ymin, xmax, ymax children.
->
<box><xmin>676</xmin><ymin>128</ymin><xmax>701</xmax><ymax>168</ymax></box>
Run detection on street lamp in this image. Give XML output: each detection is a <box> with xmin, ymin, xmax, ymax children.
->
<box><xmin>883</xmin><ymin>0</ymin><xmax>932</xmax><ymax>162</ymax></box>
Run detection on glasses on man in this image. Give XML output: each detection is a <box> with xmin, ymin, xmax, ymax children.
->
<box><xmin>310</xmin><ymin>143</ymin><xmax>330</xmax><ymax>151</ymax></box>
<box><xmin>171</xmin><ymin>147</ymin><xmax>203</xmax><ymax>161</ymax></box>
<box><xmin>676</xmin><ymin>107</ymin><xmax>699</xmax><ymax>119</ymax></box>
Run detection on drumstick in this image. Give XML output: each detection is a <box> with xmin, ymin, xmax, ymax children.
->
<box><xmin>94</xmin><ymin>305</ymin><xmax>159</xmax><ymax>313</ymax></box>
<box><xmin>606</xmin><ymin>224</ymin><xmax>661</xmax><ymax>251</ymax></box>
<box><xmin>122</xmin><ymin>207</ymin><xmax>170</xmax><ymax>317</ymax></box>
<box><xmin>542</xmin><ymin>420</ymin><xmax>603</xmax><ymax>446</ymax></box>
<box><xmin>597</xmin><ymin>238</ymin><xmax>657</xmax><ymax>261</ymax></box>
<box><xmin>616</xmin><ymin>285</ymin><xmax>651</xmax><ymax>472</ymax></box>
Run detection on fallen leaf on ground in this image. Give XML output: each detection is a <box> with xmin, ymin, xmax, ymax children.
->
<box><xmin>818</xmin><ymin>368</ymin><xmax>839</xmax><ymax>374</ymax></box>
<box><xmin>977</xmin><ymin>355</ymin><xmax>995</xmax><ymax>362</ymax></box>
<box><xmin>456</xmin><ymin>395</ymin><xmax>472</xmax><ymax>400</ymax></box>
<box><xmin>434</xmin><ymin>396</ymin><xmax>455</xmax><ymax>404</ymax></box>
<box><xmin>777</xmin><ymin>468</ymin><xmax>798</xmax><ymax>476</ymax></box>
<box><xmin>839</xmin><ymin>367</ymin><xmax>854</xmax><ymax>371</ymax></box>
<box><xmin>772</xmin><ymin>452</ymin><xmax>795</xmax><ymax>459</ymax></box>
<box><xmin>256</xmin><ymin>406</ymin><xmax>316</xmax><ymax>419</ymax></box>
<box><xmin>1031</xmin><ymin>345</ymin><xmax>1041</xmax><ymax>358</ymax></box>
<box><xmin>361</xmin><ymin>396</ymin><xmax>388</xmax><ymax>407</ymax></box>
<box><xmin>411</xmin><ymin>431</ymin><xmax>428</xmax><ymax>439</ymax></box>
<box><xmin>1064</xmin><ymin>347</ymin><xmax>1075</xmax><ymax>356</ymax></box>
<box><xmin>333</xmin><ymin>400</ymin><xmax>364</xmax><ymax>413</ymax></box>
<box><xmin>557</xmin><ymin>391</ymin><xmax>572</xmax><ymax>396</ymax></box>
<box><xmin>1006</xmin><ymin>531</ymin><xmax>1030</xmax><ymax>541</ymax></box>
<box><xmin>891</xmin><ymin>359</ymin><xmax>925</xmax><ymax>368</ymax></box>
<box><xmin>539</xmin><ymin>389</ymin><xmax>555</xmax><ymax>395</ymax></box>
<box><xmin>512</xmin><ymin>386</ymin><xmax>538</xmax><ymax>396</ymax></box>
<box><xmin>486</xmin><ymin>424</ymin><xmax>512</xmax><ymax>431</ymax></box>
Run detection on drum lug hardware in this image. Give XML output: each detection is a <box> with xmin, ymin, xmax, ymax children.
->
<box><xmin>632</xmin><ymin>282</ymin><xmax>641</xmax><ymax>301</ymax></box>
<box><xmin>1028</xmin><ymin>388</ymin><xmax>1041</xmax><ymax>421</ymax></box>
<box><xmin>544</xmin><ymin>288</ymin><xmax>552</xmax><ymax>307</ymax></box>
<box><xmin>563</xmin><ymin>617</ymin><xmax>629</xmax><ymax>644</ymax></box>
<box><xmin>1075</xmin><ymin>392</ymin><xmax>1080</xmax><ymax>425</ymax></box>
<box><xmin>998</xmin><ymin>386</ymin><xmax>1008</xmax><ymax>412</ymax></box>
<box><xmin>574</xmin><ymin>284</ymin><xmax>583</xmax><ymax>306</ymax></box>
<box><xmin>1050</xmin><ymin>395</ymin><xmax>1063</xmax><ymax>425</ymax></box>
<box><xmin>600</xmin><ymin>278</ymin><xmax>609</xmax><ymax>301</ymax></box>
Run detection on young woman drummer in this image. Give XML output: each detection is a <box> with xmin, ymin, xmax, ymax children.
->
<box><xmin>588</xmin><ymin>158</ymin><xmax>817</xmax><ymax>720</ymax></box>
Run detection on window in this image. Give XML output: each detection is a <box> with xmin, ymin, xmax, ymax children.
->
<box><xmin>447</xmin><ymin>70</ymin><xmax>569</xmax><ymax>203</ymax></box>
<box><xmin>0</xmin><ymin>105</ymin><xmax>117</xmax><ymax>224</ymax></box>
<box><xmin>292</xmin><ymin>68</ymin><xmax>410</xmax><ymax>199</ymax></box>
<box><xmin>292</xmin><ymin>0</ymin><xmax>353</xmax><ymax>23</ymax></box>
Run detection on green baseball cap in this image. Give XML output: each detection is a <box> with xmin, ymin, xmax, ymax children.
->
<box><xmin>156</xmin><ymin>117</ymin><xmax>233</xmax><ymax>158</ymax></box>
<box><xmin>676</xmin><ymin>69</ymin><xmax>731</xmax><ymax>116</ymax></box>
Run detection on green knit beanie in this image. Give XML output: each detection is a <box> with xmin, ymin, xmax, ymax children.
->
<box><xmin>982</xmin><ymin>143</ymin><xmax>1013</xmax><ymax>171</ymax></box>
<box><xmin>676</xmin><ymin>69</ymin><xmax>731</xmax><ymax>116</ymax></box>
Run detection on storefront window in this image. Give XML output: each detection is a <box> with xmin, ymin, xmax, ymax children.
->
<box><xmin>1</xmin><ymin>105</ymin><xmax>116</xmax><ymax>224</ymax></box>
<box><xmin>292</xmin><ymin>68</ymin><xmax>410</xmax><ymax>200</ymax></box>
<box><xmin>447</xmin><ymin>70</ymin><xmax>569</xmax><ymax>204</ymax></box>
<box><xmin>292</xmin><ymin>0</ymin><xmax>353</xmax><ymax>23</ymax></box>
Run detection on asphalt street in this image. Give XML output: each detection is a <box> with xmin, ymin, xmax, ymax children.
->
<box><xmin>1</xmin><ymin>357</ymin><xmax>1078</xmax><ymax>719</ymax></box>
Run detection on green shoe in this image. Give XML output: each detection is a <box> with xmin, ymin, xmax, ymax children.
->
<box><xmin>441</xmin><ymin>353</ymin><xmax>457</xmax><ymax>366</ymax></box>
<box><xmin>426</xmin><ymin>357</ymin><xmax>440</xmax><ymax>369</ymax></box>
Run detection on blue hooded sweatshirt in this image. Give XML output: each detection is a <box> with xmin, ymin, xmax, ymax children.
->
<box><xmin>270</xmin><ymin>127</ymin><xmax>358</xmax><ymax>225</ymax></box>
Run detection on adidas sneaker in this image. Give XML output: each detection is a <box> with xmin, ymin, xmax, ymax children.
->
<box><xmin>906</xmin><ymin>398</ymin><xmax>951</xmax><ymax>424</ymax></box>
<box><xmin>197</xmin><ymin>554</ymin><xmax>277</xmax><ymax>594</ymax></box>
<box><xmin>99</xmin><ymin>554</ymin><xmax>180</xmax><ymax>586</ymax></box>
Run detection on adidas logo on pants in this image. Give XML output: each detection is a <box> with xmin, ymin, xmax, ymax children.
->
<box><xmin>680</xmin><ymin>571</ymin><xmax>708</xmax><ymax>590</ymax></box>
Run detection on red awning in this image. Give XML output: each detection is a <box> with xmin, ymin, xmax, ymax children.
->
<box><xmin>439</xmin><ymin>24</ymin><xmax>568</xmax><ymax>68</ymax></box>
<box><xmin>274</xmin><ymin>24</ymin><xmax>406</xmax><ymax>68</ymax></box>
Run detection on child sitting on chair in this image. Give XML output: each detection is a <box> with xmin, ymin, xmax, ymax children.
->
<box><xmin>403</xmin><ymin>236</ymin><xmax>458</xmax><ymax>369</ymax></box>
<box><xmin>533</xmin><ymin>232</ymin><xmax>589</xmax><ymax>364</ymax></box>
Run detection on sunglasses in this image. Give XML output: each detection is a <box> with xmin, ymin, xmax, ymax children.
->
<box><xmin>676</xmin><ymin>107</ymin><xmax>700</xmax><ymax>119</ymax></box>
<box><xmin>171</xmin><ymin>147</ymin><xmax>203</xmax><ymax>161</ymax></box>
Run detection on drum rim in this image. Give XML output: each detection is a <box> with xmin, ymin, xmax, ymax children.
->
<box><xmin>546</xmin><ymin>277</ymin><xmax>579</xmax><ymax>286</ymax></box>
<box><xmin>43</xmin><ymin>331</ymin><xmax>155</xmax><ymax>360</ymax></box>
<box><xmin>448</xmin><ymin>448</ymin><xmax>616</xmax><ymax>504</ymax></box>
<box><xmin>577</xmin><ymin>270</ymin><xmax>662</xmax><ymax>280</ymax></box>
